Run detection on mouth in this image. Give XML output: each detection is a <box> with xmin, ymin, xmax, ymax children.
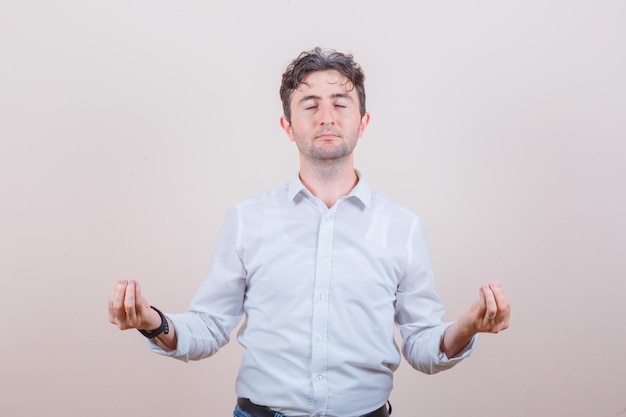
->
<box><xmin>315</xmin><ymin>130</ymin><xmax>340</xmax><ymax>140</ymax></box>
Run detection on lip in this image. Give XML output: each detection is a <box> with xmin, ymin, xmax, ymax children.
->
<box><xmin>316</xmin><ymin>132</ymin><xmax>340</xmax><ymax>140</ymax></box>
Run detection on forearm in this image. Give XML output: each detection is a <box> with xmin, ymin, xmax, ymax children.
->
<box><xmin>440</xmin><ymin>321</ymin><xmax>475</xmax><ymax>358</ymax></box>
<box><xmin>150</xmin><ymin>317</ymin><xmax>178</xmax><ymax>351</ymax></box>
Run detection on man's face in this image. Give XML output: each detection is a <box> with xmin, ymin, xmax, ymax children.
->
<box><xmin>280</xmin><ymin>70</ymin><xmax>370</xmax><ymax>163</ymax></box>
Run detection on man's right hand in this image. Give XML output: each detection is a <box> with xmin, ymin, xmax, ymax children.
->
<box><xmin>108</xmin><ymin>279</ymin><xmax>178</xmax><ymax>351</ymax></box>
<box><xmin>108</xmin><ymin>279</ymin><xmax>161</xmax><ymax>332</ymax></box>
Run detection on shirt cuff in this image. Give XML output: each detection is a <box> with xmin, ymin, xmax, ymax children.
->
<box><xmin>146</xmin><ymin>313</ymin><xmax>191</xmax><ymax>362</ymax></box>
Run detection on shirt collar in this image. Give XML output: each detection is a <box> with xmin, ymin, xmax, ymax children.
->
<box><xmin>287</xmin><ymin>170</ymin><xmax>372</xmax><ymax>207</ymax></box>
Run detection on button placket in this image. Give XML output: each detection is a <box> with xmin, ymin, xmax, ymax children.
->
<box><xmin>310</xmin><ymin>209</ymin><xmax>336</xmax><ymax>411</ymax></box>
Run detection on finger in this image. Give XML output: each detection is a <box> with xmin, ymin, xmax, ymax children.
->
<box><xmin>134</xmin><ymin>280</ymin><xmax>151</xmax><ymax>321</ymax></box>
<box><xmin>475</xmin><ymin>286</ymin><xmax>486</xmax><ymax>316</ymax></box>
<box><xmin>134</xmin><ymin>280</ymin><xmax>144</xmax><ymax>311</ymax></box>
<box><xmin>481</xmin><ymin>283</ymin><xmax>497</xmax><ymax>320</ymax></box>
<box><xmin>111</xmin><ymin>279</ymin><xmax>128</xmax><ymax>322</ymax></box>
<box><xmin>490</xmin><ymin>281</ymin><xmax>511</xmax><ymax>327</ymax></box>
<box><xmin>124</xmin><ymin>280</ymin><xmax>138</xmax><ymax>323</ymax></box>
<box><xmin>490</xmin><ymin>282</ymin><xmax>508</xmax><ymax>310</ymax></box>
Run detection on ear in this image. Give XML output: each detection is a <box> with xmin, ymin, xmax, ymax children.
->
<box><xmin>358</xmin><ymin>112</ymin><xmax>371</xmax><ymax>138</ymax></box>
<box><xmin>280</xmin><ymin>115</ymin><xmax>296</xmax><ymax>142</ymax></box>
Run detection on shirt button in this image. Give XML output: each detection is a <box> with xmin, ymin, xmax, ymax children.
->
<box><xmin>319</xmin><ymin>293</ymin><xmax>326</xmax><ymax>300</ymax></box>
<box><xmin>315</xmin><ymin>375</ymin><xmax>324</xmax><ymax>381</ymax></box>
<box><xmin>315</xmin><ymin>334</ymin><xmax>323</xmax><ymax>341</ymax></box>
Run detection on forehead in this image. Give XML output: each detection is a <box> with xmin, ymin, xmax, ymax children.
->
<box><xmin>295</xmin><ymin>70</ymin><xmax>355</xmax><ymax>96</ymax></box>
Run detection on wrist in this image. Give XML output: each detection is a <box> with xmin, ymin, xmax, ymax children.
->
<box><xmin>143</xmin><ymin>308</ymin><xmax>162</xmax><ymax>331</ymax></box>
<box><xmin>138</xmin><ymin>306</ymin><xmax>169</xmax><ymax>339</ymax></box>
<box><xmin>456</xmin><ymin>312</ymin><xmax>480</xmax><ymax>338</ymax></box>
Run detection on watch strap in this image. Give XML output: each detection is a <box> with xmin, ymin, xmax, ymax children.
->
<box><xmin>138</xmin><ymin>306</ymin><xmax>169</xmax><ymax>339</ymax></box>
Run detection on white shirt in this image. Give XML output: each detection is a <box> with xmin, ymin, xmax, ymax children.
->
<box><xmin>151</xmin><ymin>174</ymin><xmax>476</xmax><ymax>417</ymax></box>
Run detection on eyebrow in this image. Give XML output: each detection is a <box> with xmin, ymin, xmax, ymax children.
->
<box><xmin>298</xmin><ymin>93</ymin><xmax>353</xmax><ymax>104</ymax></box>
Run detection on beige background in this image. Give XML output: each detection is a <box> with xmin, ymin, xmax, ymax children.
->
<box><xmin>1</xmin><ymin>1</ymin><xmax>625</xmax><ymax>416</ymax></box>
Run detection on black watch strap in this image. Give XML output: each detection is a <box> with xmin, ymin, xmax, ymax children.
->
<box><xmin>138</xmin><ymin>306</ymin><xmax>169</xmax><ymax>339</ymax></box>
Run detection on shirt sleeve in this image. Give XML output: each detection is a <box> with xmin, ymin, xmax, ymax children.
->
<box><xmin>148</xmin><ymin>206</ymin><xmax>247</xmax><ymax>362</ymax></box>
<box><xmin>395</xmin><ymin>216</ymin><xmax>477</xmax><ymax>374</ymax></box>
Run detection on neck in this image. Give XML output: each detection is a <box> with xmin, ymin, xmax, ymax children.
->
<box><xmin>299</xmin><ymin>157</ymin><xmax>358</xmax><ymax>208</ymax></box>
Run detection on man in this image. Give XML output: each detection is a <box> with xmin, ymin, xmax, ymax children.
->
<box><xmin>109</xmin><ymin>47</ymin><xmax>510</xmax><ymax>417</ymax></box>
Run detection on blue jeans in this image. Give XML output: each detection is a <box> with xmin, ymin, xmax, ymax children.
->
<box><xmin>233</xmin><ymin>404</ymin><xmax>285</xmax><ymax>417</ymax></box>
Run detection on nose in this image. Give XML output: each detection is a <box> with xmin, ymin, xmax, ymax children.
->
<box><xmin>319</xmin><ymin>103</ymin><xmax>335</xmax><ymax>126</ymax></box>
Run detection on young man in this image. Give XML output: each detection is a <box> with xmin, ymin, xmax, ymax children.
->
<box><xmin>109</xmin><ymin>47</ymin><xmax>510</xmax><ymax>417</ymax></box>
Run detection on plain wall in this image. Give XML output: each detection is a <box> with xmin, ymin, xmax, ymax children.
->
<box><xmin>1</xmin><ymin>1</ymin><xmax>625</xmax><ymax>416</ymax></box>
